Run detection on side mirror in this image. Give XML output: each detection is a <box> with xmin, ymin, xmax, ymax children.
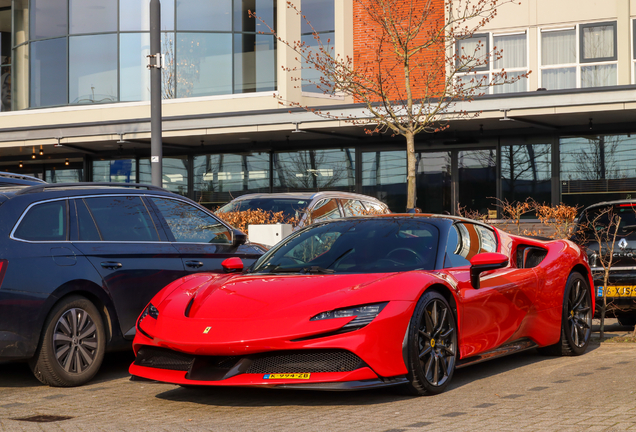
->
<box><xmin>222</xmin><ymin>257</ymin><xmax>244</xmax><ymax>273</ymax></box>
<box><xmin>469</xmin><ymin>252</ymin><xmax>509</xmax><ymax>289</ymax></box>
<box><xmin>232</xmin><ymin>229</ymin><xmax>247</xmax><ymax>247</ymax></box>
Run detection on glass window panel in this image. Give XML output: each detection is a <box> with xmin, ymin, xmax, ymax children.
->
<box><xmin>234</xmin><ymin>0</ymin><xmax>275</xmax><ymax>33</ymax></box>
<box><xmin>234</xmin><ymin>34</ymin><xmax>276</xmax><ymax>93</ymax></box>
<box><xmin>456</xmin><ymin>73</ymin><xmax>489</xmax><ymax>93</ymax></box>
<box><xmin>15</xmin><ymin>201</ymin><xmax>67</xmax><ymax>241</ymax></box>
<box><xmin>151</xmin><ymin>197</ymin><xmax>231</xmax><ymax>243</ymax></box>
<box><xmin>47</xmin><ymin>168</ymin><xmax>84</xmax><ymax>183</ymax></box>
<box><xmin>541</xmin><ymin>67</ymin><xmax>576</xmax><ymax>90</ymax></box>
<box><xmin>560</xmin><ymin>135</ymin><xmax>636</xmax><ymax>207</ymax></box>
<box><xmin>84</xmin><ymin>196</ymin><xmax>158</xmax><ymax>241</ymax></box>
<box><xmin>416</xmin><ymin>152</ymin><xmax>451</xmax><ymax>214</ymax></box>
<box><xmin>177</xmin><ymin>0</ymin><xmax>231</xmax><ymax>31</ymax></box>
<box><xmin>161</xmin><ymin>32</ymin><xmax>176</xmax><ymax>99</ymax></box>
<box><xmin>120</xmin><ymin>0</ymin><xmax>175</xmax><ymax>31</ymax></box>
<box><xmin>492</xmin><ymin>71</ymin><xmax>527</xmax><ymax>94</ymax></box>
<box><xmin>582</xmin><ymin>24</ymin><xmax>615</xmax><ymax>61</ymax></box>
<box><xmin>70</xmin><ymin>0</ymin><xmax>117</xmax><ymax>34</ymax></box>
<box><xmin>541</xmin><ymin>29</ymin><xmax>576</xmax><ymax>65</ymax></box>
<box><xmin>176</xmin><ymin>33</ymin><xmax>232</xmax><ymax>97</ymax></box>
<box><xmin>193</xmin><ymin>153</ymin><xmax>270</xmax><ymax>208</ymax></box>
<box><xmin>301</xmin><ymin>32</ymin><xmax>334</xmax><ymax>93</ymax></box>
<box><xmin>581</xmin><ymin>64</ymin><xmax>617</xmax><ymax>88</ymax></box>
<box><xmin>300</xmin><ymin>0</ymin><xmax>334</xmax><ymax>34</ymax></box>
<box><xmin>92</xmin><ymin>159</ymin><xmax>137</xmax><ymax>183</ymax></box>
<box><xmin>494</xmin><ymin>33</ymin><xmax>526</xmax><ymax>69</ymax></box>
<box><xmin>30</xmin><ymin>38</ymin><xmax>68</xmax><ymax>107</ymax></box>
<box><xmin>31</xmin><ymin>0</ymin><xmax>67</xmax><ymax>39</ymax></box>
<box><xmin>1</xmin><ymin>66</ymin><xmax>10</xmax><ymax>112</ymax></box>
<box><xmin>501</xmin><ymin>144</ymin><xmax>551</xmax><ymax>205</ymax></box>
<box><xmin>120</xmin><ymin>33</ymin><xmax>150</xmax><ymax>102</ymax></box>
<box><xmin>139</xmin><ymin>156</ymin><xmax>188</xmax><ymax>195</ymax></box>
<box><xmin>456</xmin><ymin>34</ymin><xmax>489</xmax><ymax>71</ymax></box>
<box><xmin>76</xmin><ymin>199</ymin><xmax>101</xmax><ymax>241</ymax></box>
<box><xmin>361</xmin><ymin>151</ymin><xmax>405</xmax><ymax>212</ymax></box>
<box><xmin>458</xmin><ymin>149</ymin><xmax>497</xmax><ymax>215</ymax></box>
<box><xmin>69</xmin><ymin>34</ymin><xmax>118</xmax><ymax>104</ymax></box>
<box><xmin>311</xmin><ymin>198</ymin><xmax>341</xmax><ymax>222</ymax></box>
<box><xmin>273</xmin><ymin>149</ymin><xmax>355</xmax><ymax>191</ymax></box>
<box><xmin>341</xmin><ymin>200</ymin><xmax>365</xmax><ymax>217</ymax></box>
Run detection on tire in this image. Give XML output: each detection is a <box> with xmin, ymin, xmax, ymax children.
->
<box><xmin>538</xmin><ymin>272</ymin><xmax>592</xmax><ymax>356</ymax></box>
<box><xmin>401</xmin><ymin>290</ymin><xmax>457</xmax><ymax>396</ymax></box>
<box><xmin>29</xmin><ymin>296</ymin><xmax>106</xmax><ymax>387</ymax></box>
<box><xmin>616</xmin><ymin>314</ymin><xmax>636</xmax><ymax>327</ymax></box>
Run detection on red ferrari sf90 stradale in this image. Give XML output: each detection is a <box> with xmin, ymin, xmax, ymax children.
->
<box><xmin>129</xmin><ymin>215</ymin><xmax>593</xmax><ymax>395</ymax></box>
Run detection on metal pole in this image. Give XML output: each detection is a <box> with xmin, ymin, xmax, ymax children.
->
<box><xmin>150</xmin><ymin>0</ymin><xmax>162</xmax><ymax>187</ymax></box>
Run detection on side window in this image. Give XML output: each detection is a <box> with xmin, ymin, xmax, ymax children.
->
<box><xmin>341</xmin><ymin>199</ymin><xmax>365</xmax><ymax>217</ymax></box>
<box><xmin>14</xmin><ymin>200</ymin><xmax>67</xmax><ymax>241</ymax></box>
<box><xmin>84</xmin><ymin>196</ymin><xmax>159</xmax><ymax>242</ymax></box>
<box><xmin>363</xmin><ymin>201</ymin><xmax>386</xmax><ymax>214</ymax></box>
<box><xmin>475</xmin><ymin>225</ymin><xmax>497</xmax><ymax>253</ymax></box>
<box><xmin>444</xmin><ymin>225</ymin><xmax>471</xmax><ymax>268</ymax></box>
<box><xmin>310</xmin><ymin>198</ymin><xmax>341</xmax><ymax>222</ymax></box>
<box><xmin>445</xmin><ymin>223</ymin><xmax>499</xmax><ymax>268</ymax></box>
<box><xmin>75</xmin><ymin>199</ymin><xmax>101</xmax><ymax>241</ymax></box>
<box><xmin>151</xmin><ymin>197</ymin><xmax>231</xmax><ymax>244</ymax></box>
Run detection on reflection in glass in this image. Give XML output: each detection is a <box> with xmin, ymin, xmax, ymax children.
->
<box><xmin>151</xmin><ymin>197</ymin><xmax>231</xmax><ymax>243</ymax></box>
<box><xmin>234</xmin><ymin>34</ymin><xmax>276</xmax><ymax>93</ymax></box>
<box><xmin>300</xmin><ymin>0</ymin><xmax>334</xmax><ymax>33</ymax></box>
<box><xmin>456</xmin><ymin>34</ymin><xmax>488</xmax><ymax>71</ymax></box>
<box><xmin>582</xmin><ymin>25</ymin><xmax>615</xmax><ymax>61</ymax></box>
<box><xmin>501</xmin><ymin>144</ymin><xmax>551</xmax><ymax>205</ymax></box>
<box><xmin>139</xmin><ymin>157</ymin><xmax>188</xmax><ymax>196</ymax></box>
<box><xmin>274</xmin><ymin>149</ymin><xmax>355</xmax><ymax>191</ymax></box>
<box><xmin>458</xmin><ymin>149</ymin><xmax>497</xmax><ymax>215</ymax></box>
<box><xmin>31</xmin><ymin>0</ymin><xmax>67</xmax><ymax>39</ymax></box>
<box><xmin>120</xmin><ymin>33</ymin><xmax>150</xmax><ymax>102</ymax></box>
<box><xmin>47</xmin><ymin>168</ymin><xmax>84</xmax><ymax>183</ymax></box>
<box><xmin>69</xmin><ymin>34</ymin><xmax>117</xmax><ymax>104</ymax></box>
<box><xmin>362</xmin><ymin>151</ymin><xmax>405</xmax><ymax>212</ymax></box>
<box><xmin>120</xmin><ymin>0</ymin><xmax>175</xmax><ymax>31</ymax></box>
<box><xmin>301</xmin><ymin>32</ymin><xmax>334</xmax><ymax>93</ymax></box>
<box><xmin>30</xmin><ymin>38</ymin><xmax>68</xmax><ymax>107</ymax></box>
<box><xmin>416</xmin><ymin>152</ymin><xmax>451</xmax><ymax>214</ymax></box>
<box><xmin>161</xmin><ymin>32</ymin><xmax>176</xmax><ymax>99</ymax></box>
<box><xmin>560</xmin><ymin>134</ymin><xmax>636</xmax><ymax>207</ymax></box>
<box><xmin>581</xmin><ymin>64</ymin><xmax>617</xmax><ymax>88</ymax></box>
<box><xmin>92</xmin><ymin>159</ymin><xmax>137</xmax><ymax>183</ymax></box>
<box><xmin>541</xmin><ymin>67</ymin><xmax>576</xmax><ymax>90</ymax></box>
<box><xmin>176</xmin><ymin>0</ymin><xmax>231</xmax><ymax>31</ymax></box>
<box><xmin>70</xmin><ymin>0</ymin><xmax>117</xmax><ymax>34</ymax></box>
<box><xmin>176</xmin><ymin>33</ymin><xmax>232</xmax><ymax>97</ymax></box>
<box><xmin>233</xmin><ymin>0</ymin><xmax>275</xmax><ymax>32</ymax></box>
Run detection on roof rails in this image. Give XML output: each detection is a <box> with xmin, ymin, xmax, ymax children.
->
<box><xmin>0</xmin><ymin>172</ymin><xmax>47</xmax><ymax>183</ymax></box>
<box><xmin>14</xmin><ymin>182</ymin><xmax>168</xmax><ymax>195</ymax></box>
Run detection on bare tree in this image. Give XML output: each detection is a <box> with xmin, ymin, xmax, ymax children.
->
<box><xmin>252</xmin><ymin>0</ymin><xmax>525</xmax><ymax>209</ymax></box>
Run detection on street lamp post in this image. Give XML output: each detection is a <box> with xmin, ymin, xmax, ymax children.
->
<box><xmin>149</xmin><ymin>0</ymin><xmax>162</xmax><ymax>187</ymax></box>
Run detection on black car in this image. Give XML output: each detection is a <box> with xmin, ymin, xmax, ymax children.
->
<box><xmin>573</xmin><ymin>200</ymin><xmax>636</xmax><ymax>326</ymax></box>
<box><xmin>0</xmin><ymin>183</ymin><xmax>263</xmax><ymax>386</ymax></box>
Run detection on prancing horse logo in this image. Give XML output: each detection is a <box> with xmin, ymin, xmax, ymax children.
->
<box><xmin>619</xmin><ymin>238</ymin><xmax>628</xmax><ymax>250</ymax></box>
<box><xmin>203</xmin><ymin>327</ymin><xmax>212</xmax><ymax>334</ymax></box>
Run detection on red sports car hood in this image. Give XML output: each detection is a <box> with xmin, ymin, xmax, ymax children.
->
<box><xmin>147</xmin><ymin>271</ymin><xmax>437</xmax><ymax>354</ymax></box>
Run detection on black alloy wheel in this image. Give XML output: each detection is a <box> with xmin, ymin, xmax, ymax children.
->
<box><xmin>403</xmin><ymin>290</ymin><xmax>457</xmax><ymax>395</ymax></box>
<box><xmin>539</xmin><ymin>272</ymin><xmax>592</xmax><ymax>356</ymax></box>
<box><xmin>30</xmin><ymin>296</ymin><xmax>106</xmax><ymax>387</ymax></box>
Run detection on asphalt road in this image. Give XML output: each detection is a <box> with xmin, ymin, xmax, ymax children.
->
<box><xmin>1</xmin><ymin>320</ymin><xmax>635</xmax><ymax>432</ymax></box>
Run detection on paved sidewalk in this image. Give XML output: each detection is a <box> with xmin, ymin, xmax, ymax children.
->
<box><xmin>1</xmin><ymin>326</ymin><xmax>635</xmax><ymax>431</ymax></box>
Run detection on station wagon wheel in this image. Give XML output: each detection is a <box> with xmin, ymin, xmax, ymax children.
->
<box><xmin>29</xmin><ymin>296</ymin><xmax>106</xmax><ymax>387</ymax></box>
<box><xmin>538</xmin><ymin>272</ymin><xmax>592</xmax><ymax>357</ymax></box>
<box><xmin>402</xmin><ymin>290</ymin><xmax>457</xmax><ymax>395</ymax></box>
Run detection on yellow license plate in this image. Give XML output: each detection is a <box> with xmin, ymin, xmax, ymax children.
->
<box><xmin>263</xmin><ymin>373</ymin><xmax>311</xmax><ymax>380</ymax></box>
<box><xmin>597</xmin><ymin>286</ymin><xmax>636</xmax><ymax>297</ymax></box>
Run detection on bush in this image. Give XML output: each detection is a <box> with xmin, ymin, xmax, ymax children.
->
<box><xmin>215</xmin><ymin>209</ymin><xmax>299</xmax><ymax>233</ymax></box>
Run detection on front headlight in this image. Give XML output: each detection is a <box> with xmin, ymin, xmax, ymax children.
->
<box><xmin>310</xmin><ymin>302</ymin><xmax>388</xmax><ymax>330</ymax></box>
<box><xmin>139</xmin><ymin>303</ymin><xmax>159</xmax><ymax>321</ymax></box>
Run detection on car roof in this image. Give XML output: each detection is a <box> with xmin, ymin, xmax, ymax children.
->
<box><xmin>0</xmin><ymin>172</ymin><xmax>47</xmax><ymax>186</ymax></box>
<box><xmin>0</xmin><ymin>182</ymin><xmax>178</xmax><ymax>201</ymax></box>
<box><xmin>228</xmin><ymin>191</ymin><xmax>387</xmax><ymax>204</ymax></box>
<box><xmin>581</xmin><ymin>199</ymin><xmax>636</xmax><ymax>212</ymax></box>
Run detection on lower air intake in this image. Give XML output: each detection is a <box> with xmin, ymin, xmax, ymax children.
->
<box><xmin>135</xmin><ymin>347</ymin><xmax>194</xmax><ymax>371</ymax></box>
<box><xmin>246</xmin><ymin>349</ymin><xmax>364</xmax><ymax>374</ymax></box>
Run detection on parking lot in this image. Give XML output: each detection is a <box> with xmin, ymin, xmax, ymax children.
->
<box><xmin>1</xmin><ymin>320</ymin><xmax>635</xmax><ymax>432</ymax></box>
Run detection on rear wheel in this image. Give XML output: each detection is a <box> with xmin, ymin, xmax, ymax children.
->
<box><xmin>29</xmin><ymin>296</ymin><xmax>106</xmax><ymax>387</ymax></box>
<box><xmin>539</xmin><ymin>272</ymin><xmax>592</xmax><ymax>356</ymax></box>
<box><xmin>402</xmin><ymin>290</ymin><xmax>457</xmax><ymax>396</ymax></box>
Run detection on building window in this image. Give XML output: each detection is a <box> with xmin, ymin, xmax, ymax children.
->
<box><xmin>301</xmin><ymin>0</ymin><xmax>335</xmax><ymax>93</ymax></box>
<box><xmin>273</xmin><ymin>149</ymin><xmax>355</xmax><ymax>191</ymax></box>
<box><xmin>1</xmin><ymin>9</ymin><xmax>12</xmax><ymax>112</ymax></box>
<box><xmin>456</xmin><ymin>32</ymin><xmax>528</xmax><ymax>94</ymax></box>
<box><xmin>540</xmin><ymin>22</ymin><xmax>617</xmax><ymax>90</ymax></box>
<box><xmin>501</xmin><ymin>143</ymin><xmax>552</xmax><ymax>206</ymax></box>
<box><xmin>362</xmin><ymin>150</ymin><xmax>406</xmax><ymax>212</ymax></box>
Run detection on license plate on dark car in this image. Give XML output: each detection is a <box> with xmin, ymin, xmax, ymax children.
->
<box><xmin>597</xmin><ymin>286</ymin><xmax>636</xmax><ymax>297</ymax></box>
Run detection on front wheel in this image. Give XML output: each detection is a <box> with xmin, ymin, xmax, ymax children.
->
<box><xmin>539</xmin><ymin>272</ymin><xmax>592</xmax><ymax>356</ymax></box>
<box><xmin>401</xmin><ymin>290</ymin><xmax>457</xmax><ymax>396</ymax></box>
<box><xmin>29</xmin><ymin>296</ymin><xmax>106</xmax><ymax>387</ymax></box>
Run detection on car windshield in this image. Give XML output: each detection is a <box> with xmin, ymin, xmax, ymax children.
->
<box><xmin>577</xmin><ymin>203</ymin><xmax>636</xmax><ymax>241</ymax></box>
<box><xmin>250</xmin><ymin>218</ymin><xmax>439</xmax><ymax>274</ymax></box>
<box><xmin>217</xmin><ymin>198</ymin><xmax>310</xmax><ymax>219</ymax></box>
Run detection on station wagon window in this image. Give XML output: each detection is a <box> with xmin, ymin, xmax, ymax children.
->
<box><xmin>151</xmin><ymin>197</ymin><xmax>231</xmax><ymax>244</ymax></box>
<box><xmin>75</xmin><ymin>199</ymin><xmax>101</xmax><ymax>241</ymax></box>
<box><xmin>341</xmin><ymin>199</ymin><xmax>365</xmax><ymax>217</ymax></box>
<box><xmin>363</xmin><ymin>201</ymin><xmax>386</xmax><ymax>213</ymax></box>
<box><xmin>311</xmin><ymin>198</ymin><xmax>341</xmax><ymax>223</ymax></box>
<box><xmin>14</xmin><ymin>200</ymin><xmax>67</xmax><ymax>241</ymax></box>
<box><xmin>83</xmin><ymin>196</ymin><xmax>158</xmax><ymax>242</ymax></box>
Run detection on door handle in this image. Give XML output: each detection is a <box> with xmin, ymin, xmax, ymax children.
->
<box><xmin>185</xmin><ymin>260</ymin><xmax>204</xmax><ymax>268</ymax></box>
<box><xmin>100</xmin><ymin>261</ymin><xmax>123</xmax><ymax>270</ymax></box>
